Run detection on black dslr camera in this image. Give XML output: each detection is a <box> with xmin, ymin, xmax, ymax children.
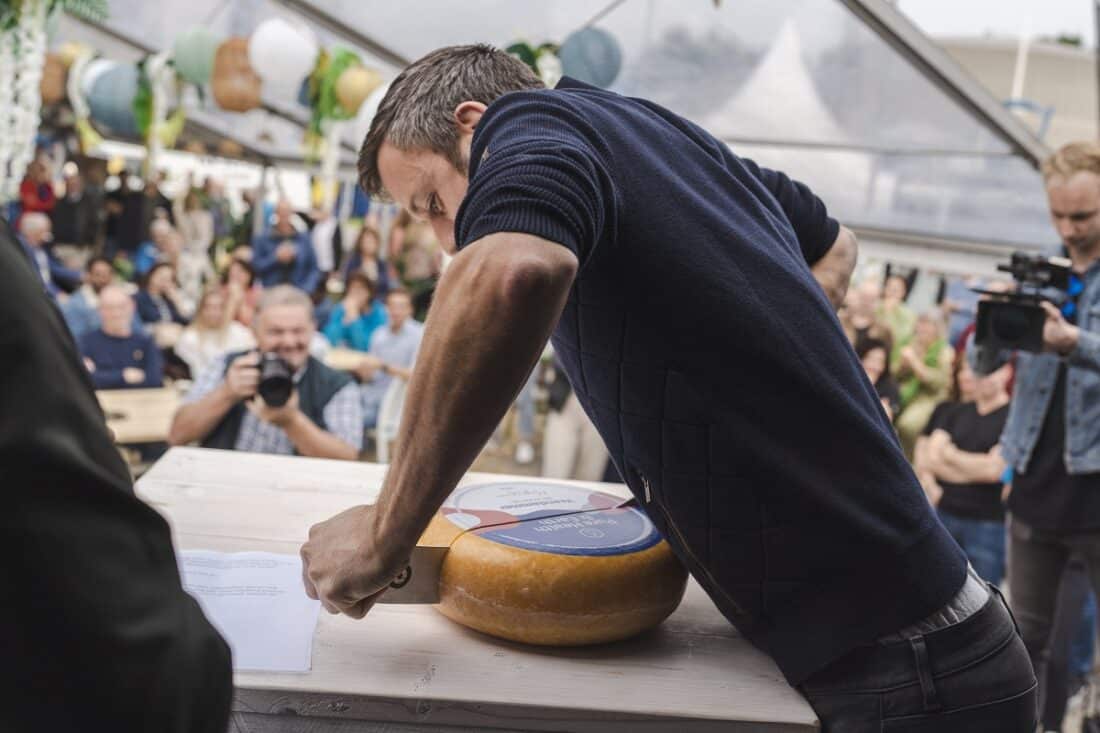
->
<box><xmin>257</xmin><ymin>353</ymin><xmax>294</xmax><ymax>407</ymax></box>
<box><xmin>971</xmin><ymin>252</ymin><xmax>1072</xmax><ymax>374</ymax></box>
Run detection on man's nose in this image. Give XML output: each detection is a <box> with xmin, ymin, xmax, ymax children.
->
<box><xmin>1057</xmin><ymin>218</ymin><xmax>1076</xmax><ymax>239</ymax></box>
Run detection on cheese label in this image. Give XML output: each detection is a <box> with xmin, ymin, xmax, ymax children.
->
<box><xmin>442</xmin><ymin>482</ymin><xmax>661</xmax><ymax>557</ymax></box>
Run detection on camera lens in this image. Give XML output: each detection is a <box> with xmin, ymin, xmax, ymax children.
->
<box><xmin>257</xmin><ymin>353</ymin><xmax>293</xmax><ymax>407</ymax></box>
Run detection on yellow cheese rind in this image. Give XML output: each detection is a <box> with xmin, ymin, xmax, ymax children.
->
<box><xmin>435</xmin><ymin>530</ymin><xmax>688</xmax><ymax>646</ymax></box>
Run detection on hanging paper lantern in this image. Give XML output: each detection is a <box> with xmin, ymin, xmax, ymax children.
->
<box><xmin>88</xmin><ymin>62</ymin><xmax>140</xmax><ymax>137</ymax></box>
<box><xmin>559</xmin><ymin>27</ymin><xmax>622</xmax><ymax>88</ymax></box>
<box><xmin>57</xmin><ymin>42</ymin><xmax>86</xmax><ymax>68</ymax></box>
<box><xmin>80</xmin><ymin>57</ymin><xmax>115</xmax><ymax>97</ymax></box>
<box><xmin>211</xmin><ymin>37</ymin><xmax>262</xmax><ymax>113</ymax></box>
<box><xmin>297</xmin><ymin>77</ymin><xmax>312</xmax><ymax>107</ymax></box>
<box><xmin>334</xmin><ymin>65</ymin><xmax>381</xmax><ymax>115</ymax></box>
<box><xmin>248</xmin><ymin>18</ymin><xmax>317</xmax><ymax>90</ymax></box>
<box><xmin>40</xmin><ymin>53</ymin><xmax>67</xmax><ymax>106</ymax></box>
<box><xmin>352</xmin><ymin>81</ymin><xmax>390</xmax><ymax>147</ymax></box>
<box><xmin>174</xmin><ymin>27</ymin><xmax>220</xmax><ymax>86</ymax></box>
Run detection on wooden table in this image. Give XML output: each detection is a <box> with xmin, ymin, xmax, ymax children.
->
<box><xmin>96</xmin><ymin>386</ymin><xmax>181</xmax><ymax>444</ymax></box>
<box><xmin>136</xmin><ymin>447</ymin><xmax>818</xmax><ymax>733</ymax></box>
<box><xmin>326</xmin><ymin>347</ymin><xmax>367</xmax><ymax>372</ymax></box>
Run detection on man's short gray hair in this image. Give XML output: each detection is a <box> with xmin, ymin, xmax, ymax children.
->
<box><xmin>256</xmin><ymin>285</ymin><xmax>313</xmax><ymax>317</ymax></box>
<box><xmin>19</xmin><ymin>212</ymin><xmax>50</xmax><ymax>236</ymax></box>
<box><xmin>358</xmin><ymin>44</ymin><xmax>543</xmax><ymax>197</ymax></box>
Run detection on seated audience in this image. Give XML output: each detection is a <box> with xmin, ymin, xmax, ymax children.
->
<box><xmin>323</xmin><ymin>272</ymin><xmax>387</xmax><ymax>351</ymax></box>
<box><xmin>18</xmin><ymin>212</ymin><xmax>79</xmax><ymax>298</ymax></box>
<box><xmin>913</xmin><ymin>357</ymin><xmax>1011</xmax><ymax>585</ymax></box>
<box><xmin>60</xmin><ymin>255</ymin><xmax>137</xmax><ymax>339</ymax></box>
<box><xmin>79</xmin><ymin>285</ymin><xmax>163</xmax><ymax>389</ymax></box>
<box><xmin>253</xmin><ymin>199</ymin><xmax>321</xmax><ymax>294</ymax></box>
<box><xmin>175</xmin><ymin>188</ymin><xmax>214</xmax><ymax>260</ymax></box>
<box><xmin>174</xmin><ymin>288</ymin><xmax>256</xmax><ymax>378</ymax></box>
<box><xmin>877</xmin><ymin>273</ymin><xmax>916</xmax><ymax>348</ymax></box>
<box><xmin>135</xmin><ymin>262</ymin><xmax>189</xmax><ymax>327</ymax></box>
<box><xmin>356</xmin><ymin>288</ymin><xmax>423</xmax><ymax>429</ymax></box>
<box><xmin>856</xmin><ymin>337</ymin><xmax>901</xmax><ymax>421</ymax></box>
<box><xmin>51</xmin><ymin>168</ymin><xmax>99</xmax><ymax>249</ymax></box>
<box><xmin>132</xmin><ymin>218</ymin><xmax>174</xmax><ymax>277</ymax></box>
<box><xmin>18</xmin><ymin>158</ymin><xmax>55</xmax><ymax>225</ymax></box>
<box><xmin>344</xmin><ymin>225</ymin><xmax>391</xmax><ymax>297</ymax></box>
<box><xmin>893</xmin><ymin>309</ymin><xmax>954</xmax><ymax>457</ymax></box>
<box><xmin>840</xmin><ymin>278</ymin><xmax>892</xmax><ymax>348</ymax></box>
<box><xmin>223</xmin><ymin>257</ymin><xmax>261</xmax><ymax>327</ymax></box>
<box><xmin>169</xmin><ymin>285</ymin><xmax>361</xmax><ymax>459</ymax></box>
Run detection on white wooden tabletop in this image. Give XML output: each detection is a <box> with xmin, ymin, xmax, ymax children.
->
<box><xmin>325</xmin><ymin>346</ymin><xmax>368</xmax><ymax>372</ymax></box>
<box><xmin>137</xmin><ymin>447</ymin><xmax>817</xmax><ymax>732</ymax></box>
<box><xmin>96</xmin><ymin>386</ymin><xmax>181</xmax><ymax>444</ymax></box>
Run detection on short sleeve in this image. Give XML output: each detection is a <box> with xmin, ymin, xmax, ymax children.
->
<box><xmin>922</xmin><ymin>401</ymin><xmax>955</xmax><ymax>436</ymax></box>
<box><xmin>184</xmin><ymin>356</ymin><xmax>228</xmax><ymax>404</ymax></box>
<box><xmin>454</xmin><ymin>94</ymin><xmax>615</xmax><ymax>265</ymax></box>
<box><xmin>739</xmin><ymin>157</ymin><xmax>839</xmax><ymax>265</ymax></box>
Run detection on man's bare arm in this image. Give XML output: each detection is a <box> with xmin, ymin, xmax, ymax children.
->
<box><xmin>939</xmin><ymin>443</ymin><xmax>1006</xmax><ymax>485</ymax></box>
<box><xmin>812</xmin><ymin>226</ymin><xmax>858</xmax><ymax>310</ymax></box>
<box><xmin>168</xmin><ymin>384</ymin><xmax>238</xmax><ymax>446</ymax></box>
<box><xmin>301</xmin><ymin>232</ymin><xmax>577</xmax><ymax>615</ymax></box>
<box><xmin>375</xmin><ymin>233</ymin><xmax>577</xmax><ymax>543</ymax></box>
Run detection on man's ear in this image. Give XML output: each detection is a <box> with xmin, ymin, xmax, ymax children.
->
<box><xmin>453</xmin><ymin>101</ymin><xmax>487</xmax><ymax>135</ymax></box>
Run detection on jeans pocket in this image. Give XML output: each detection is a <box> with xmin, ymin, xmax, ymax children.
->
<box><xmin>881</xmin><ymin>682</ymin><xmax>1036</xmax><ymax>733</ymax></box>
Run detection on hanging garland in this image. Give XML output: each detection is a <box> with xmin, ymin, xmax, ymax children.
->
<box><xmin>0</xmin><ymin>0</ymin><xmax>108</xmax><ymax>203</ymax></box>
<box><xmin>301</xmin><ymin>47</ymin><xmax>380</xmax><ymax>161</ymax></box>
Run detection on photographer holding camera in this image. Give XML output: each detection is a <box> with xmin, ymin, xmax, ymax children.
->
<box><xmin>998</xmin><ymin>142</ymin><xmax>1100</xmax><ymax>724</ymax></box>
<box><xmin>169</xmin><ymin>285</ymin><xmax>362</xmax><ymax>459</ymax></box>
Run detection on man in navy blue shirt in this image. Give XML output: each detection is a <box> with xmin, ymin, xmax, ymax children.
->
<box><xmin>300</xmin><ymin>45</ymin><xmax>1035</xmax><ymax>730</ymax></box>
<box><xmin>79</xmin><ymin>285</ymin><xmax>163</xmax><ymax>390</ymax></box>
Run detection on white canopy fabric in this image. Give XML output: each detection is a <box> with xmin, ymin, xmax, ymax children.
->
<box><xmin>66</xmin><ymin>0</ymin><xmax>1054</xmax><ymax>255</ymax></box>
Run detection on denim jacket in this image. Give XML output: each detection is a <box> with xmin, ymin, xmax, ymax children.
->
<box><xmin>1001</xmin><ymin>256</ymin><xmax>1100</xmax><ymax>475</ymax></box>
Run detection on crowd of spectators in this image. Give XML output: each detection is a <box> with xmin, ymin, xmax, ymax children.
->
<box><xmin>13</xmin><ymin>156</ymin><xmax>439</xmax><ymax>463</ymax></box>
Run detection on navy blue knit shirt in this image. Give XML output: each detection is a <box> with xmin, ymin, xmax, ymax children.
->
<box><xmin>454</xmin><ymin>77</ymin><xmax>966</xmax><ymax>684</ymax></box>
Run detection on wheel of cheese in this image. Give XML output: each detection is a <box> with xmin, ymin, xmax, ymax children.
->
<box><xmin>431</xmin><ymin>482</ymin><xmax>687</xmax><ymax>646</ymax></box>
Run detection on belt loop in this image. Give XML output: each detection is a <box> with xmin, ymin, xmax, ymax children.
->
<box><xmin>987</xmin><ymin>582</ymin><xmax>1021</xmax><ymax>636</ymax></box>
<box><xmin>909</xmin><ymin>636</ymin><xmax>942</xmax><ymax>712</ymax></box>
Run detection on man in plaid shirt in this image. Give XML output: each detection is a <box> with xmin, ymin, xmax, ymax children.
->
<box><xmin>170</xmin><ymin>285</ymin><xmax>361</xmax><ymax>459</ymax></box>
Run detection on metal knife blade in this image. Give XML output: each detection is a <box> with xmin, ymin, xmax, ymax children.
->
<box><xmin>378</xmin><ymin>544</ymin><xmax>448</xmax><ymax>604</ymax></box>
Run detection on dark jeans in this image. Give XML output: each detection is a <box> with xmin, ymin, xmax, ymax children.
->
<box><xmin>800</xmin><ymin>589</ymin><xmax>1036</xmax><ymax>732</ymax></box>
<box><xmin>1008</xmin><ymin>515</ymin><xmax>1100</xmax><ymax>729</ymax></box>
<box><xmin>937</xmin><ymin>510</ymin><xmax>1007</xmax><ymax>586</ymax></box>
<box><xmin>1042</xmin><ymin>555</ymin><xmax>1097</xmax><ymax>730</ymax></box>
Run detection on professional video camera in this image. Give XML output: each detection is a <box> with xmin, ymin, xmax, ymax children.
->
<box><xmin>971</xmin><ymin>252</ymin><xmax>1072</xmax><ymax>374</ymax></box>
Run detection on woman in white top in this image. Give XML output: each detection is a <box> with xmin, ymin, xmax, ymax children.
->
<box><xmin>174</xmin><ymin>189</ymin><xmax>215</xmax><ymax>260</ymax></box>
<box><xmin>174</xmin><ymin>287</ymin><xmax>255</xmax><ymax>379</ymax></box>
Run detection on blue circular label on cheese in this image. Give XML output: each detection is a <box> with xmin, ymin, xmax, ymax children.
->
<box><xmin>442</xmin><ymin>482</ymin><xmax>661</xmax><ymax>557</ymax></box>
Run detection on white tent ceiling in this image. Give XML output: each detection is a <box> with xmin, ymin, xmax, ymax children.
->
<box><xmin>62</xmin><ymin>0</ymin><xmax>1055</xmax><ymax>262</ymax></box>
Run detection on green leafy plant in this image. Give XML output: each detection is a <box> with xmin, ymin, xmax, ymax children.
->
<box><xmin>1</xmin><ymin>0</ymin><xmax>108</xmax><ymax>31</ymax></box>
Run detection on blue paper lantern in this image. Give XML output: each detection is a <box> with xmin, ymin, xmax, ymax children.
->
<box><xmin>297</xmin><ymin>76</ymin><xmax>312</xmax><ymax>107</ymax></box>
<box><xmin>559</xmin><ymin>27</ymin><xmax>622</xmax><ymax>88</ymax></box>
<box><xmin>88</xmin><ymin>63</ymin><xmax>140</xmax><ymax>138</ymax></box>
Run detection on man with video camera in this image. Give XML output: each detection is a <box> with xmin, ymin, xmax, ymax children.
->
<box><xmin>169</xmin><ymin>284</ymin><xmax>362</xmax><ymax>459</ymax></box>
<box><xmin>997</xmin><ymin>142</ymin><xmax>1100</xmax><ymax>721</ymax></box>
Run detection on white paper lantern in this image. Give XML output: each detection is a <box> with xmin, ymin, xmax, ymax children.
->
<box><xmin>352</xmin><ymin>81</ymin><xmax>390</xmax><ymax>148</ymax></box>
<box><xmin>248</xmin><ymin>18</ymin><xmax>317</xmax><ymax>91</ymax></box>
